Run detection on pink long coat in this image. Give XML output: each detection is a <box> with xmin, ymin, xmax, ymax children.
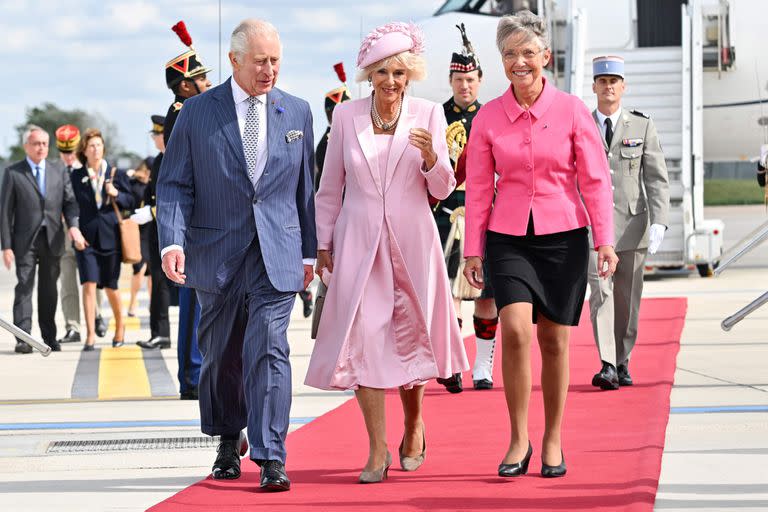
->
<box><xmin>304</xmin><ymin>95</ymin><xmax>470</xmax><ymax>391</ymax></box>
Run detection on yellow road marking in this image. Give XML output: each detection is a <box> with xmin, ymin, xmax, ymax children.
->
<box><xmin>98</xmin><ymin>346</ymin><xmax>152</xmax><ymax>399</ymax></box>
<box><xmin>108</xmin><ymin>316</ymin><xmax>142</xmax><ymax>330</ymax></box>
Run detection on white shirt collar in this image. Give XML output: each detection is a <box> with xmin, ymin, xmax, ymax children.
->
<box><xmin>231</xmin><ymin>76</ymin><xmax>267</xmax><ymax>106</ymax></box>
<box><xmin>596</xmin><ymin>106</ymin><xmax>622</xmax><ymax>128</ymax></box>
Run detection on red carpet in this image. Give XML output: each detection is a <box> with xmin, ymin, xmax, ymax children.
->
<box><xmin>150</xmin><ymin>297</ymin><xmax>686</xmax><ymax>512</ymax></box>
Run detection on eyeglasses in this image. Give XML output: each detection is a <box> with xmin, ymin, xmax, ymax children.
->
<box><xmin>502</xmin><ymin>48</ymin><xmax>544</xmax><ymax>62</ymax></box>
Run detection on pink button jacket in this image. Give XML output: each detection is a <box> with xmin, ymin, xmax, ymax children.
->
<box><xmin>465</xmin><ymin>79</ymin><xmax>614</xmax><ymax>257</ymax></box>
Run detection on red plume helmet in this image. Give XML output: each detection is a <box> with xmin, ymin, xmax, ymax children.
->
<box><xmin>172</xmin><ymin>21</ymin><xmax>193</xmax><ymax>48</ymax></box>
<box><xmin>333</xmin><ymin>62</ymin><xmax>346</xmax><ymax>84</ymax></box>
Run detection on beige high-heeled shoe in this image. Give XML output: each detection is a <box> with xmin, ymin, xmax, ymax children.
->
<box><xmin>359</xmin><ymin>451</ymin><xmax>392</xmax><ymax>484</ymax></box>
<box><xmin>399</xmin><ymin>430</ymin><xmax>426</xmax><ymax>471</ymax></box>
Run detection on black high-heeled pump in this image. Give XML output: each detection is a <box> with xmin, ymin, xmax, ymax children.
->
<box><xmin>541</xmin><ymin>451</ymin><xmax>566</xmax><ymax>478</ymax></box>
<box><xmin>498</xmin><ymin>441</ymin><xmax>533</xmax><ymax>477</ymax></box>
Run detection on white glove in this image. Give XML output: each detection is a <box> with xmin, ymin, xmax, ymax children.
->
<box><xmin>129</xmin><ymin>205</ymin><xmax>153</xmax><ymax>225</ymax></box>
<box><xmin>648</xmin><ymin>223</ymin><xmax>666</xmax><ymax>254</ymax></box>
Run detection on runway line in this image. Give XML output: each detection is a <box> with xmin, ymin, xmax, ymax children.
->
<box><xmin>0</xmin><ymin>417</ymin><xmax>316</xmax><ymax>431</ymax></box>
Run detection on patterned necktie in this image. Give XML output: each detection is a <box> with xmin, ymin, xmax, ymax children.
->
<box><xmin>604</xmin><ymin>117</ymin><xmax>613</xmax><ymax>147</ymax></box>
<box><xmin>34</xmin><ymin>166</ymin><xmax>45</xmax><ymax>196</ymax></box>
<box><xmin>243</xmin><ymin>96</ymin><xmax>261</xmax><ymax>184</ymax></box>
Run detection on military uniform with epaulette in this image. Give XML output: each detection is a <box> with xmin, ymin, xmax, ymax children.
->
<box><xmin>587</xmin><ymin>56</ymin><xmax>670</xmax><ymax>390</ymax></box>
<box><xmin>137</xmin><ymin>21</ymin><xmax>211</xmax><ymax>401</ymax></box>
<box><xmin>434</xmin><ymin>24</ymin><xmax>499</xmax><ymax>395</ymax></box>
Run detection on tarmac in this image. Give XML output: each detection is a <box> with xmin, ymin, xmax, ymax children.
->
<box><xmin>0</xmin><ymin>205</ymin><xmax>766</xmax><ymax>512</ymax></box>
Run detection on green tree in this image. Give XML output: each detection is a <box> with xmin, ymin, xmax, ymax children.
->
<box><xmin>9</xmin><ymin>103</ymin><xmax>123</xmax><ymax>161</ymax></box>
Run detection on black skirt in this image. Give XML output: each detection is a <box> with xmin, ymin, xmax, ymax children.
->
<box><xmin>485</xmin><ymin>217</ymin><xmax>588</xmax><ymax>326</ymax></box>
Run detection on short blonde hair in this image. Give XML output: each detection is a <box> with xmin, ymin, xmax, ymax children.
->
<box><xmin>496</xmin><ymin>10</ymin><xmax>549</xmax><ymax>53</ymax></box>
<box><xmin>355</xmin><ymin>50</ymin><xmax>427</xmax><ymax>83</ymax></box>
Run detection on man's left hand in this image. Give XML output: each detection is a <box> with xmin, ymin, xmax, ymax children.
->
<box><xmin>648</xmin><ymin>224</ymin><xmax>666</xmax><ymax>254</ymax></box>
<box><xmin>68</xmin><ymin>227</ymin><xmax>85</xmax><ymax>248</ymax></box>
<box><xmin>303</xmin><ymin>265</ymin><xmax>314</xmax><ymax>290</ymax></box>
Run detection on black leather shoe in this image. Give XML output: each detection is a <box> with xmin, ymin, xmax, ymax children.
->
<box><xmin>498</xmin><ymin>441</ymin><xmax>533</xmax><ymax>477</ymax></box>
<box><xmin>591</xmin><ymin>361</ymin><xmax>619</xmax><ymax>390</ymax></box>
<box><xmin>473</xmin><ymin>378</ymin><xmax>493</xmax><ymax>390</ymax></box>
<box><xmin>617</xmin><ymin>363</ymin><xmax>633</xmax><ymax>386</ymax></box>
<box><xmin>436</xmin><ymin>373</ymin><xmax>463</xmax><ymax>393</ymax></box>
<box><xmin>211</xmin><ymin>433</ymin><xmax>248</xmax><ymax>480</ymax></box>
<box><xmin>299</xmin><ymin>291</ymin><xmax>313</xmax><ymax>318</ymax></box>
<box><xmin>259</xmin><ymin>460</ymin><xmax>291</xmax><ymax>492</ymax></box>
<box><xmin>112</xmin><ymin>339</ymin><xmax>124</xmax><ymax>348</ymax></box>
<box><xmin>541</xmin><ymin>451</ymin><xmax>567</xmax><ymax>478</ymax></box>
<box><xmin>45</xmin><ymin>339</ymin><xmax>62</xmax><ymax>352</ymax></box>
<box><xmin>95</xmin><ymin>315</ymin><xmax>107</xmax><ymax>338</ymax></box>
<box><xmin>82</xmin><ymin>343</ymin><xmax>95</xmax><ymax>352</ymax></box>
<box><xmin>136</xmin><ymin>336</ymin><xmax>171</xmax><ymax>350</ymax></box>
<box><xmin>58</xmin><ymin>329</ymin><xmax>81</xmax><ymax>343</ymax></box>
<box><xmin>14</xmin><ymin>341</ymin><xmax>33</xmax><ymax>354</ymax></box>
<box><xmin>180</xmin><ymin>388</ymin><xmax>199</xmax><ymax>400</ymax></box>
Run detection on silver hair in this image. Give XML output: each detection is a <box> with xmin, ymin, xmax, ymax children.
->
<box><xmin>230</xmin><ymin>19</ymin><xmax>281</xmax><ymax>62</ymax></box>
<box><xmin>355</xmin><ymin>51</ymin><xmax>427</xmax><ymax>83</ymax></box>
<box><xmin>22</xmin><ymin>125</ymin><xmax>48</xmax><ymax>145</ymax></box>
<box><xmin>496</xmin><ymin>10</ymin><xmax>550</xmax><ymax>53</ymax></box>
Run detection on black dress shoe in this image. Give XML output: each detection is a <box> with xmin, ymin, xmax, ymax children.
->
<box><xmin>136</xmin><ymin>336</ymin><xmax>171</xmax><ymax>350</ymax></box>
<box><xmin>14</xmin><ymin>341</ymin><xmax>33</xmax><ymax>354</ymax></box>
<box><xmin>617</xmin><ymin>363</ymin><xmax>633</xmax><ymax>386</ymax></box>
<box><xmin>45</xmin><ymin>340</ymin><xmax>62</xmax><ymax>352</ymax></box>
<box><xmin>112</xmin><ymin>339</ymin><xmax>124</xmax><ymax>348</ymax></box>
<box><xmin>473</xmin><ymin>378</ymin><xmax>493</xmax><ymax>390</ymax></box>
<box><xmin>180</xmin><ymin>388</ymin><xmax>199</xmax><ymax>400</ymax></box>
<box><xmin>498</xmin><ymin>441</ymin><xmax>533</xmax><ymax>477</ymax></box>
<box><xmin>259</xmin><ymin>460</ymin><xmax>291</xmax><ymax>492</ymax></box>
<box><xmin>58</xmin><ymin>329</ymin><xmax>81</xmax><ymax>343</ymax></box>
<box><xmin>436</xmin><ymin>373</ymin><xmax>463</xmax><ymax>393</ymax></box>
<box><xmin>591</xmin><ymin>361</ymin><xmax>619</xmax><ymax>390</ymax></box>
<box><xmin>95</xmin><ymin>315</ymin><xmax>108</xmax><ymax>338</ymax></box>
<box><xmin>299</xmin><ymin>290</ymin><xmax>313</xmax><ymax>318</ymax></box>
<box><xmin>211</xmin><ymin>433</ymin><xmax>248</xmax><ymax>480</ymax></box>
<box><xmin>82</xmin><ymin>343</ymin><xmax>95</xmax><ymax>352</ymax></box>
<box><xmin>541</xmin><ymin>451</ymin><xmax>567</xmax><ymax>478</ymax></box>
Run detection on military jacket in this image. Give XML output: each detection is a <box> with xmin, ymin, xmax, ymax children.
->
<box><xmin>443</xmin><ymin>98</ymin><xmax>481</xmax><ymax>169</ymax></box>
<box><xmin>593</xmin><ymin>108</ymin><xmax>670</xmax><ymax>252</ymax></box>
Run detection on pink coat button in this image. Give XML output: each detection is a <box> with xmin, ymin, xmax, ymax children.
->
<box><xmin>525</xmin><ymin>137</ymin><xmax>531</xmax><ymax>143</ymax></box>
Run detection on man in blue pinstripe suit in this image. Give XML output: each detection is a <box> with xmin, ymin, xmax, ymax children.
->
<box><xmin>157</xmin><ymin>19</ymin><xmax>316</xmax><ymax>492</ymax></box>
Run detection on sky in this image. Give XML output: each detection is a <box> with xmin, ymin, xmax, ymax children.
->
<box><xmin>0</xmin><ymin>0</ymin><xmax>445</xmax><ymax>161</ymax></box>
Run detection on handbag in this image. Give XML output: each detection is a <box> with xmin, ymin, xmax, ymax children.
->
<box><xmin>310</xmin><ymin>281</ymin><xmax>327</xmax><ymax>340</ymax></box>
<box><xmin>109</xmin><ymin>168</ymin><xmax>142</xmax><ymax>264</ymax></box>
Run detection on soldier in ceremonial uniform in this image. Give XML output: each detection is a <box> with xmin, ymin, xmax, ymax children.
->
<box><xmin>55</xmin><ymin>126</ymin><xmax>108</xmax><ymax>343</ymax></box>
<box><xmin>588</xmin><ymin>56</ymin><xmax>670</xmax><ymax>390</ymax></box>
<box><xmin>135</xmin><ymin>116</ymin><xmax>174</xmax><ymax>358</ymax></box>
<box><xmin>315</xmin><ymin>63</ymin><xmax>352</xmax><ymax>189</ymax></box>
<box><xmin>137</xmin><ymin>21</ymin><xmax>210</xmax><ymax>400</ymax></box>
<box><xmin>435</xmin><ymin>25</ymin><xmax>499</xmax><ymax>394</ymax></box>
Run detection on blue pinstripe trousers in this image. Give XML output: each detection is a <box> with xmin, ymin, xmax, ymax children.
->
<box><xmin>196</xmin><ymin>235</ymin><xmax>294</xmax><ymax>464</ymax></box>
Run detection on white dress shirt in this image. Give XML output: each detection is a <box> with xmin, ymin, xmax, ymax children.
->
<box><xmin>595</xmin><ymin>107</ymin><xmax>622</xmax><ymax>143</ymax></box>
<box><xmin>162</xmin><ymin>78</ymin><xmax>315</xmax><ymax>268</ymax></box>
<box><xmin>231</xmin><ymin>77</ymin><xmax>269</xmax><ymax>185</ymax></box>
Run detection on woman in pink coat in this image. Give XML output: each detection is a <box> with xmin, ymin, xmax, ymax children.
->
<box><xmin>305</xmin><ymin>22</ymin><xmax>469</xmax><ymax>483</ymax></box>
<box><xmin>463</xmin><ymin>11</ymin><xmax>619</xmax><ymax>478</ymax></box>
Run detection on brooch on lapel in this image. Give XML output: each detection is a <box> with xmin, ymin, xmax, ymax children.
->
<box><xmin>285</xmin><ymin>130</ymin><xmax>303</xmax><ymax>143</ymax></box>
<box><xmin>622</xmin><ymin>138</ymin><xmax>644</xmax><ymax>147</ymax></box>
<box><xmin>272</xmin><ymin>100</ymin><xmax>285</xmax><ymax>114</ymax></box>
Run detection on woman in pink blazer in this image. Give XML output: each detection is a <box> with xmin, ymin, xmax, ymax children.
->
<box><xmin>463</xmin><ymin>11</ymin><xmax>619</xmax><ymax>478</ymax></box>
<box><xmin>305</xmin><ymin>23</ymin><xmax>469</xmax><ymax>483</ymax></box>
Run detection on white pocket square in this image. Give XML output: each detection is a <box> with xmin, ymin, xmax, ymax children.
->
<box><xmin>285</xmin><ymin>130</ymin><xmax>303</xmax><ymax>143</ymax></box>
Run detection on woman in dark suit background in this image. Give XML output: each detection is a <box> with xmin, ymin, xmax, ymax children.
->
<box><xmin>70</xmin><ymin>128</ymin><xmax>134</xmax><ymax>350</ymax></box>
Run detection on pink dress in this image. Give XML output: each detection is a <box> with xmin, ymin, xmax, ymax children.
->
<box><xmin>305</xmin><ymin>95</ymin><xmax>469</xmax><ymax>391</ymax></box>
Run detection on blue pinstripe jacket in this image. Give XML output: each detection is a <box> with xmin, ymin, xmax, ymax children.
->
<box><xmin>156</xmin><ymin>78</ymin><xmax>317</xmax><ymax>293</ymax></box>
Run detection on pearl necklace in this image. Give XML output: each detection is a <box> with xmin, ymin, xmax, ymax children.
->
<box><xmin>371</xmin><ymin>94</ymin><xmax>402</xmax><ymax>131</ymax></box>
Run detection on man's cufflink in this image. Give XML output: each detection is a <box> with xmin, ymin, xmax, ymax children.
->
<box><xmin>285</xmin><ymin>130</ymin><xmax>304</xmax><ymax>143</ymax></box>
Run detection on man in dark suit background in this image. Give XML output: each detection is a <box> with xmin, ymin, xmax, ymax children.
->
<box><xmin>1</xmin><ymin>125</ymin><xmax>84</xmax><ymax>353</ymax></box>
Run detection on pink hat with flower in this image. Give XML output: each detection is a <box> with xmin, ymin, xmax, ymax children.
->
<box><xmin>356</xmin><ymin>22</ymin><xmax>425</xmax><ymax>69</ymax></box>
